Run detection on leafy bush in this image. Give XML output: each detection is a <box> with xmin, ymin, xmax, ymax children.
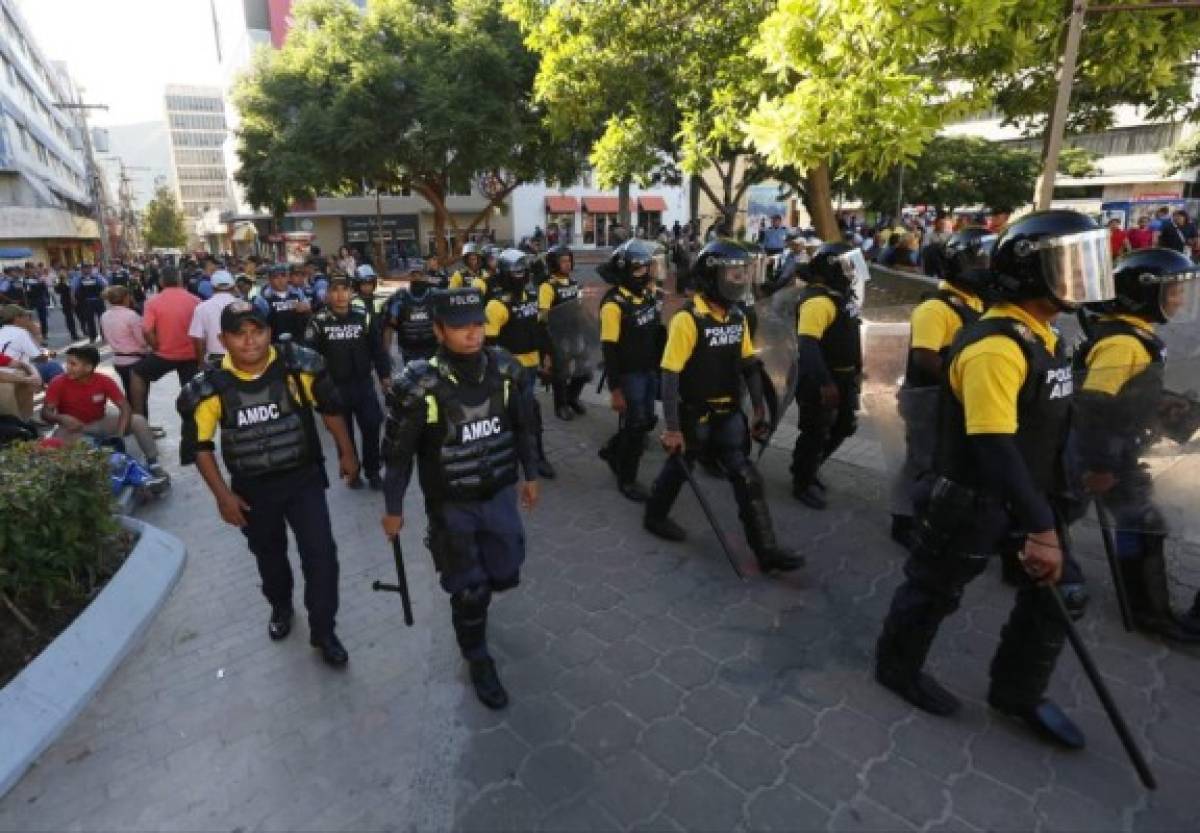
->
<box><xmin>0</xmin><ymin>442</ymin><xmax>122</xmax><ymax>613</ymax></box>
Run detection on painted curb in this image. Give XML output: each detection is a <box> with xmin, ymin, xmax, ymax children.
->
<box><xmin>0</xmin><ymin>516</ymin><xmax>186</xmax><ymax>798</ymax></box>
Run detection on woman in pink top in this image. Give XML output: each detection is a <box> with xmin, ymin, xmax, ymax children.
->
<box><xmin>100</xmin><ymin>285</ymin><xmax>150</xmax><ymax>396</ymax></box>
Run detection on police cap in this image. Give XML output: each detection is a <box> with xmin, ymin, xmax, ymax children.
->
<box><xmin>434</xmin><ymin>288</ymin><xmax>485</xmax><ymax>326</ymax></box>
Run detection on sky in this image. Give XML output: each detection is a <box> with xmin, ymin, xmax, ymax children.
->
<box><xmin>14</xmin><ymin>0</ymin><xmax>223</xmax><ymax>128</ymax></box>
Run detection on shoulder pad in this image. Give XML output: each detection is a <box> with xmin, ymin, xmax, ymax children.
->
<box><xmin>176</xmin><ymin>368</ymin><xmax>223</xmax><ymax>414</ymax></box>
<box><xmin>281</xmin><ymin>343</ymin><xmax>326</xmax><ymax>374</ymax></box>
<box><xmin>390</xmin><ymin>359</ymin><xmax>440</xmax><ymax>408</ymax></box>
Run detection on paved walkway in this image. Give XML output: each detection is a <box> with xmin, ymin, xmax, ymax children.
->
<box><xmin>2</xmin><ymin>305</ymin><xmax>1199</xmax><ymax>831</ymax></box>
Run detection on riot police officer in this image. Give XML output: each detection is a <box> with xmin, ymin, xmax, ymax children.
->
<box><xmin>1072</xmin><ymin>247</ymin><xmax>1200</xmax><ymax>642</ymax></box>
<box><xmin>384</xmin><ymin>267</ymin><xmax>439</xmax><ymax>365</ymax></box>
<box><xmin>596</xmin><ymin>240</ymin><xmax>663</xmax><ymax>501</ymax></box>
<box><xmin>20</xmin><ymin>265</ymin><xmax>51</xmax><ymax>341</ymax></box>
<box><xmin>643</xmin><ymin>238</ymin><xmax>803</xmax><ymax>574</ymax></box>
<box><xmin>177</xmin><ymin>300</ymin><xmax>361</xmax><ymax>666</ymax></box>
<box><xmin>380</xmin><ymin>288</ymin><xmax>540</xmax><ymax>709</ymax></box>
<box><xmin>485</xmin><ymin>249</ymin><xmax>555</xmax><ymax>479</ymax></box>
<box><xmin>305</xmin><ymin>275</ymin><xmax>391</xmax><ymax>490</ymax></box>
<box><xmin>538</xmin><ymin>245</ymin><xmax>588</xmax><ymax>420</ymax></box>
<box><xmin>255</xmin><ymin>266</ymin><xmax>311</xmax><ymax>343</ymax></box>
<box><xmin>890</xmin><ymin>228</ymin><xmax>991</xmax><ymax>545</ymax></box>
<box><xmin>72</xmin><ymin>265</ymin><xmax>108</xmax><ymax>342</ymax></box>
<box><xmin>790</xmin><ymin>243</ymin><xmax>864</xmax><ymax>510</ymax></box>
<box><xmin>449</xmin><ymin>242</ymin><xmax>488</xmax><ymax>291</ymax></box>
<box><xmin>349</xmin><ymin>264</ymin><xmax>384</xmax><ymax>326</ymax></box>
<box><xmin>874</xmin><ymin>210</ymin><xmax>1115</xmax><ymax>749</ymax></box>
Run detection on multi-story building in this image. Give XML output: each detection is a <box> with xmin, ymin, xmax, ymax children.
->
<box><xmin>163</xmin><ymin>84</ymin><xmax>231</xmax><ymax>239</ymax></box>
<box><xmin>0</xmin><ymin>0</ymin><xmax>102</xmax><ymax>265</ymax></box>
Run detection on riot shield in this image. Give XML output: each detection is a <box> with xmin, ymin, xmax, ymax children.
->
<box><xmin>751</xmin><ymin>284</ymin><xmax>801</xmax><ymax>441</ymax></box>
<box><xmin>546</xmin><ymin>297</ymin><xmax>601</xmax><ymax>382</ymax></box>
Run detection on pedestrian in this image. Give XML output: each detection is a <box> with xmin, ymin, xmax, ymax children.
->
<box><xmin>1159</xmin><ymin>210</ymin><xmax>1196</xmax><ymax>255</ymax></box>
<box><xmin>177</xmin><ymin>300</ymin><xmax>360</xmax><ymax>666</ymax></box>
<box><xmin>254</xmin><ymin>265</ymin><xmax>311</xmax><ymax>343</ymax></box>
<box><xmin>188</xmin><ymin>269</ymin><xmax>241</xmax><ymax>366</ymax></box>
<box><xmin>642</xmin><ymin>238</ymin><xmax>804</xmax><ymax>574</ymax></box>
<box><xmin>595</xmin><ymin>240</ymin><xmax>663</xmax><ymax>502</ymax></box>
<box><xmin>130</xmin><ymin>267</ymin><xmax>201</xmax><ymax>416</ymax></box>
<box><xmin>538</xmin><ymin>245</ymin><xmax>589</xmax><ymax>422</ymax></box>
<box><xmin>41</xmin><ymin>345</ymin><xmax>166</xmax><ymax>481</ymax></box>
<box><xmin>337</xmin><ymin>245</ymin><xmax>357</xmax><ymax>277</ymax></box>
<box><xmin>99</xmin><ymin>286</ymin><xmax>151</xmax><ymax>398</ymax></box>
<box><xmin>484</xmin><ymin>250</ymin><xmax>555</xmax><ymax>479</ymax></box>
<box><xmin>384</xmin><ymin>267</ymin><xmax>439</xmax><ymax>365</ymax></box>
<box><xmin>1149</xmin><ymin>205</ymin><xmax>1171</xmax><ymax>236</ymax></box>
<box><xmin>889</xmin><ymin>228</ymin><xmax>989</xmax><ymax>546</ymax></box>
<box><xmin>1107</xmin><ymin>217</ymin><xmax>1130</xmax><ymax>259</ymax></box>
<box><xmin>304</xmin><ymin>274</ymin><xmax>391</xmax><ymax>490</ymax></box>
<box><xmin>1127</xmin><ymin>214</ymin><xmax>1154</xmax><ymax>250</ymax></box>
<box><xmin>874</xmin><ymin>210</ymin><xmax>1113</xmax><ymax>750</ymax></box>
<box><xmin>72</xmin><ymin>265</ymin><xmax>108</xmax><ymax>342</ymax></box>
<box><xmin>788</xmin><ymin>243</ymin><xmax>865</xmax><ymax>510</ymax></box>
<box><xmin>380</xmin><ymin>287</ymin><xmax>540</xmax><ymax>708</ymax></box>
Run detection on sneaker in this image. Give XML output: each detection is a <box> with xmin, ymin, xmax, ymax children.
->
<box><xmin>268</xmin><ymin>606</ymin><xmax>293</xmax><ymax>641</ymax></box>
<box><xmin>469</xmin><ymin>658</ymin><xmax>509</xmax><ymax>710</ymax></box>
<box><xmin>988</xmin><ymin>696</ymin><xmax>1085</xmax><ymax>749</ymax></box>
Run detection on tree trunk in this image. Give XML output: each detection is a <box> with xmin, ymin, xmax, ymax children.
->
<box><xmin>617</xmin><ymin>177</ymin><xmax>632</xmax><ymax>243</ymax></box>
<box><xmin>375</xmin><ymin>188</ymin><xmax>386</xmax><ymax>270</ymax></box>
<box><xmin>804</xmin><ymin>162</ymin><xmax>840</xmax><ymax>241</ymax></box>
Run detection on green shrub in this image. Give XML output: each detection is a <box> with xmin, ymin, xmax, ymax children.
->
<box><xmin>0</xmin><ymin>442</ymin><xmax>122</xmax><ymax>611</ymax></box>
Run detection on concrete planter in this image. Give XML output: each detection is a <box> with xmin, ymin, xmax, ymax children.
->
<box><xmin>0</xmin><ymin>516</ymin><xmax>186</xmax><ymax>798</ymax></box>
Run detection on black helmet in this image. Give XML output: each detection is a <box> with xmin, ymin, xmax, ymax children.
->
<box><xmin>989</xmin><ymin>210</ymin><xmax>1114</xmax><ymax>310</ymax></box>
<box><xmin>808</xmin><ymin>242</ymin><xmax>863</xmax><ymax>292</ymax></box>
<box><xmin>1093</xmin><ymin>247</ymin><xmax>1200</xmax><ymax>324</ymax></box>
<box><xmin>940</xmin><ymin>226</ymin><xmax>997</xmax><ymax>292</ymax></box>
<box><xmin>496</xmin><ymin>248</ymin><xmax>531</xmax><ymax>290</ymax></box>
<box><xmin>599</xmin><ymin>239</ymin><xmax>663</xmax><ymax>287</ymax></box>
<box><xmin>546</xmin><ymin>245</ymin><xmax>574</xmax><ymax>276</ymax></box>
<box><xmin>692</xmin><ymin>238</ymin><xmax>755</xmax><ymax>305</ymax></box>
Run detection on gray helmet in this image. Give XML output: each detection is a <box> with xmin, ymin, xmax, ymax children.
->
<box><xmin>461</xmin><ymin>242</ymin><xmax>482</xmax><ymax>258</ymax></box>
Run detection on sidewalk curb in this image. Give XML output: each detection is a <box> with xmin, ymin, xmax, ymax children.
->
<box><xmin>0</xmin><ymin>516</ymin><xmax>186</xmax><ymax>799</ymax></box>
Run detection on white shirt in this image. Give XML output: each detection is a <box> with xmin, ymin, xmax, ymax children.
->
<box><xmin>188</xmin><ymin>291</ymin><xmax>239</xmax><ymax>356</ymax></box>
<box><xmin>0</xmin><ymin>324</ymin><xmax>41</xmax><ymax>362</ymax></box>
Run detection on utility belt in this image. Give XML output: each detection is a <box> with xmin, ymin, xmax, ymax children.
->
<box><xmin>911</xmin><ymin>476</ymin><xmax>994</xmax><ymax>560</ymax></box>
<box><xmin>682</xmin><ymin>399</ymin><xmax>737</xmax><ymax>425</ymax></box>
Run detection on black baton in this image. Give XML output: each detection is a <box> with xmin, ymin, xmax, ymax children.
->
<box><xmin>674</xmin><ymin>453</ymin><xmax>744</xmax><ymax>580</ymax></box>
<box><xmin>372</xmin><ymin>537</ymin><xmax>415</xmax><ymax>626</ymax></box>
<box><xmin>1094</xmin><ymin>502</ymin><xmax>1135</xmax><ymax>632</ymax></box>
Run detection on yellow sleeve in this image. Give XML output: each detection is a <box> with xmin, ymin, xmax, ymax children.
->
<box><xmin>1082</xmin><ymin>336</ymin><xmax>1152</xmax><ymax>395</ymax></box>
<box><xmin>298</xmin><ymin>372</ymin><xmax>317</xmax><ymax>403</ymax></box>
<box><xmin>193</xmin><ymin>395</ymin><xmax>221</xmax><ymax>443</ymax></box>
<box><xmin>797</xmin><ymin>296</ymin><xmax>837</xmax><ymax>338</ymax></box>
<box><xmin>484</xmin><ymin>299</ymin><xmax>509</xmax><ymax>338</ymax></box>
<box><xmin>538</xmin><ymin>281</ymin><xmax>554</xmax><ymax>312</ymax></box>
<box><xmin>472</xmin><ymin>277</ymin><xmax>488</xmax><ymax>293</ymax></box>
<box><xmin>660</xmin><ymin>311</ymin><xmax>698</xmax><ymax>373</ymax></box>
<box><xmin>910</xmin><ymin>298</ymin><xmax>959</xmax><ymax>352</ymax></box>
<box><xmin>600</xmin><ymin>301</ymin><xmax>622</xmax><ymax>344</ymax></box>
<box><xmin>448</xmin><ymin>271</ymin><xmax>464</xmax><ymax>289</ymax></box>
<box><xmin>949</xmin><ymin>335</ymin><xmax>1027</xmax><ymax>435</ymax></box>
<box><xmin>741</xmin><ymin>320</ymin><xmax>754</xmax><ymax>359</ymax></box>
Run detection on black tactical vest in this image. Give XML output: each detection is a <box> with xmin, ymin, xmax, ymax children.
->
<box><xmin>495</xmin><ymin>286</ymin><xmax>540</xmax><ymax>356</ymax></box>
<box><xmin>678</xmin><ymin>298</ymin><xmax>744</xmax><ymax>403</ymax></box>
<box><xmin>937</xmin><ymin>317</ymin><xmax>1074</xmax><ymax>493</ymax></box>
<box><xmin>22</xmin><ymin>278</ymin><xmax>47</xmax><ymax>305</ymax></box>
<box><xmin>904</xmin><ymin>289</ymin><xmax>983</xmax><ymax>388</ymax></box>
<box><xmin>1075</xmin><ymin>318</ymin><xmax>1165</xmax><ymax>438</ymax></box>
<box><xmin>263</xmin><ymin>288</ymin><xmax>306</xmax><ymax>342</ymax></box>
<box><xmin>78</xmin><ymin>276</ymin><xmax>103</xmax><ymax>302</ymax></box>
<box><xmin>391</xmin><ymin>291</ymin><xmax>437</xmax><ymax>352</ymax></box>
<box><xmin>603</xmin><ymin>286</ymin><xmax>661</xmax><ymax>373</ymax></box>
<box><xmin>548</xmin><ymin>278</ymin><xmax>581</xmax><ymax>307</ymax></box>
<box><xmin>417</xmin><ymin>353</ymin><xmax>520</xmax><ymax>502</ymax></box>
<box><xmin>801</xmin><ymin>285</ymin><xmax>862</xmax><ymax>372</ymax></box>
<box><xmin>215</xmin><ymin>360</ymin><xmax>315</xmax><ymax>480</ymax></box>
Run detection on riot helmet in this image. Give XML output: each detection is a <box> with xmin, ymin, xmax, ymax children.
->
<box><xmin>692</xmin><ymin>239</ymin><xmax>755</xmax><ymax>306</ymax></box>
<box><xmin>547</xmin><ymin>245</ymin><xmax>574</xmax><ymax>277</ymax></box>
<box><xmin>810</xmin><ymin>243</ymin><xmax>868</xmax><ymax>291</ymax></box>
<box><xmin>496</xmin><ymin>248</ymin><xmax>532</xmax><ymax>291</ymax></box>
<box><xmin>461</xmin><ymin>242</ymin><xmax>482</xmax><ymax>273</ymax></box>
<box><xmin>989</xmin><ymin>210</ymin><xmax>1115</xmax><ymax>310</ymax></box>
<box><xmin>1095</xmin><ymin>247</ymin><xmax>1200</xmax><ymax>324</ymax></box>
<box><xmin>940</xmin><ymin>226</ymin><xmax>997</xmax><ymax>293</ymax></box>
<box><xmin>600</xmin><ymin>239</ymin><xmax>665</xmax><ymax>291</ymax></box>
<box><xmin>482</xmin><ymin>244</ymin><xmax>502</xmax><ymax>275</ymax></box>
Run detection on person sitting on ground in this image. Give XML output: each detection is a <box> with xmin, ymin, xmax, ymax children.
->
<box><xmin>0</xmin><ymin>351</ymin><xmax>42</xmax><ymax>422</ymax></box>
<box><xmin>100</xmin><ymin>286</ymin><xmax>151</xmax><ymax>399</ymax></box>
<box><xmin>0</xmin><ymin>304</ymin><xmax>63</xmax><ymax>384</ymax></box>
<box><xmin>41</xmin><ymin>345</ymin><xmax>166</xmax><ymax>479</ymax></box>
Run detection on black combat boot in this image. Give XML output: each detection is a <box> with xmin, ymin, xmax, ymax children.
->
<box><xmin>741</xmin><ymin>498</ymin><xmax>803</xmax><ymax>573</ymax></box>
<box><xmin>536</xmin><ymin>435</ymin><xmax>556</xmax><ymax>479</ymax></box>
<box><xmin>616</xmin><ymin>429</ymin><xmax>649</xmax><ymax>502</ymax></box>
<box><xmin>469</xmin><ymin>658</ymin><xmax>509</xmax><ymax>710</ymax></box>
<box><xmin>1131</xmin><ymin>538</ymin><xmax>1200</xmax><ymax>643</ymax></box>
<box><xmin>268</xmin><ymin>605</ymin><xmax>293</xmax><ymax>641</ymax></box>
<box><xmin>310</xmin><ymin>632</ymin><xmax>349</xmax><ymax>667</ymax></box>
<box><xmin>875</xmin><ymin>616</ymin><xmax>961</xmax><ymax>716</ymax></box>
<box><xmin>567</xmin><ymin>378</ymin><xmax>587</xmax><ymax>414</ymax></box>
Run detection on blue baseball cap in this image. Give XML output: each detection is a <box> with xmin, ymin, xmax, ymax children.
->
<box><xmin>434</xmin><ymin>288</ymin><xmax>485</xmax><ymax>326</ymax></box>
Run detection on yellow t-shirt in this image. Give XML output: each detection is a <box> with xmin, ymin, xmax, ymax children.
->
<box><xmin>910</xmin><ymin>282</ymin><xmax>985</xmax><ymax>352</ymax></box>
<box><xmin>661</xmin><ymin>295</ymin><xmax>754</xmax><ymax>374</ymax></box>
<box><xmin>948</xmin><ymin>303</ymin><xmax>1058</xmax><ymax>436</ymax></box>
<box><xmin>797</xmin><ymin>295</ymin><xmax>837</xmax><ymax>339</ymax></box>
<box><xmin>484</xmin><ymin>298</ymin><xmax>539</xmax><ymax>368</ymax></box>
<box><xmin>449</xmin><ymin>270</ymin><xmax>488</xmax><ymax>292</ymax></box>
<box><xmin>1081</xmin><ymin>314</ymin><xmax>1155</xmax><ymax>396</ymax></box>
<box><xmin>193</xmin><ymin>348</ymin><xmax>317</xmax><ymax>443</ymax></box>
<box><xmin>600</xmin><ymin>286</ymin><xmax>646</xmax><ymax>344</ymax></box>
<box><xmin>537</xmin><ymin>278</ymin><xmax>575</xmax><ymax>314</ymax></box>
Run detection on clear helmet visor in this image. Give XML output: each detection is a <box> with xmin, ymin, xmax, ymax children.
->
<box><xmin>1157</xmin><ymin>272</ymin><xmax>1200</xmax><ymax>323</ymax></box>
<box><xmin>1032</xmin><ymin>228</ymin><xmax>1115</xmax><ymax>307</ymax></box>
<box><xmin>714</xmin><ymin>259</ymin><xmax>753</xmax><ymax>303</ymax></box>
<box><xmin>836</xmin><ymin>248</ymin><xmax>871</xmax><ymax>313</ymax></box>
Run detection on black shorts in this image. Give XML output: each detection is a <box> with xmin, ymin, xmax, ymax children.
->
<box><xmin>133</xmin><ymin>353</ymin><xmax>199</xmax><ymax>384</ymax></box>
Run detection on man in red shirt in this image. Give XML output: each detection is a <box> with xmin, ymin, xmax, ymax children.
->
<box><xmin>42</xmin><ymin>345</ymin><xmax>164</xmax><ymax>472</ymax></box>
<box><xmin>131</xmin><ymin>267</ymin><xmax>200</xmax><ymax>415</ymax></box>
<box><xmin>1107</xmin><ymin>217</ymin><xmax>1130</xmax><ymax>259</ymax></box>
<box><xmin>1127</xmin><ymin>214</ymin><xmax>1155</xmax><ymax>250</ymax></box>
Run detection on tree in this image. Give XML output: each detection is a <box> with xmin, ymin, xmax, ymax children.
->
<box><xmin>141</xmin><ymin>185</ymin><xmax>188</xmax><ymax>250</ymax></box>
<box><xmin>1165</xmin><ymin>131</ymin><xmax>1200</xmax><ymax>176</ymax></box>
<box><xmin>746</xmin><ymin>0</ymin><xmax>1200</xmax><ymax>223</ymax></box>
<box><xmin>234</xmin><ymin>0</ymin><xmax>585</xmax><ymax>260</ymax></box>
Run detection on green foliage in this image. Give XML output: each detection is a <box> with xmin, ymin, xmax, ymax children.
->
<box><xmin>1058</xmin><ymin>146</ymin><xmax>1100</xmax><ymax>178</ymax></box>
<box><xmin>1165</xmin><ymin>132</ymin><xmax>1200</xmax><ymax>176</ymax></box>
<box><xmin>0</xmin><ymin>443</ymin><xmax>121</xmax><ymax>611</ymax></box>
<box><xmin>141</xmin><ymin>185</ymin><xmax>188</xmax><ymax>249</ymax></box>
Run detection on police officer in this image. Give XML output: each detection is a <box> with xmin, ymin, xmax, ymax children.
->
<box><xmin>383</xmin><ymin>267</ymin><xmax>439</xmax><ymax>365</ymax></box>
<box><xmin>538</xmin><ymin>245</ymin><xmax>588</xmax><ymax>420</ymax></box>
<box><xmin>72</xmin><ymin>265</ymin><xmax>108</xmax><ymax>342</ymax></box>
<box><xmin>349</xmin><ymin>264</ymin><xmax>383</xmax><ymax>325</ymax></box>
<box><xmin>890</xmin><ymin>228</ymin><xmax>990</xmax><ymax>545</ymax></box>
<box><xmin>596</xmin><ymin>240</ymin><xmax>663</xmax><ymax>501</ymax></box>
<box><xmin>790</xmin><ymin>243</ymin><xmax>864</xmax><ymax>510</ymax></box>
<box><xmin>305</xmin><ymin>274</ymin><xmax>391</xmax><ymax>490</ymax></box>
<box><xmin>1072</xmin><ymin>247</ymin><xmax>1200</xmax><ymax>642</ymax></box>
<box><xmin>643</xmin><ymin>238</ymin><xmax>804</xmax><ymax>574</ymax></box>
<box><xmin>20</xmin><ymin>265</ymin><xmax>51</xmax><ymax>342</ymax></box>
<box><xmin>255</xmin><ymin>266</ymin><xmax>311</xmax><ymax>343</ymax></box>
<box><xmin>485</xmin><ymin>249</ymin><xmax>555</xmax><ymax>478</ymax></box>
<box><xmin>177</xmin><ymin>300</ymin><xmax>361</xmax><ymax>666</ymax></box>
<box><xmin>449</xmin><ymin>242</ymin><xmax>488</xmax><ymax>291</ymax></box>
<box><xmin>380</xmin><ymin>288</ymin><xmax>540</xmax><ymax>709</ymax></box>
<box><xmin>874</xmin><ymin>210</ymin><xmax>1115</xmax><ymax>749</ymax></box>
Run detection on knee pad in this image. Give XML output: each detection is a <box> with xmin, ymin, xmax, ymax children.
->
<box><xmin>727</xmin><ymin>460</ymin><xmax>764</xmax><ymax>500</ymax></box>
<box><xmin>451</xmin><ymin>584</ymin><xmax>492</xmax><ymax>615</ymax></box>
<box><xmin>1058</xmin><ymin>582</ymin><xmax>1088</xmax><ymax>621</ymax></box>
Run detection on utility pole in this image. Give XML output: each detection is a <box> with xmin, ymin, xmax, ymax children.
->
<box><xmin>103</xmin><ymin>157</ymin><xmax>151</xmax><ymax>256</ymax></box>
<box><xmin>54</xmin><ymin>99</ymin><xmax>111</xmax><ymax>264</ymax></box>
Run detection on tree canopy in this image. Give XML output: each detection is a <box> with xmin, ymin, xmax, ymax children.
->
<box><xmin>141</xmin><ymin>185</ymin><xmax>188</xmax><ymax>250</ymax></box>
